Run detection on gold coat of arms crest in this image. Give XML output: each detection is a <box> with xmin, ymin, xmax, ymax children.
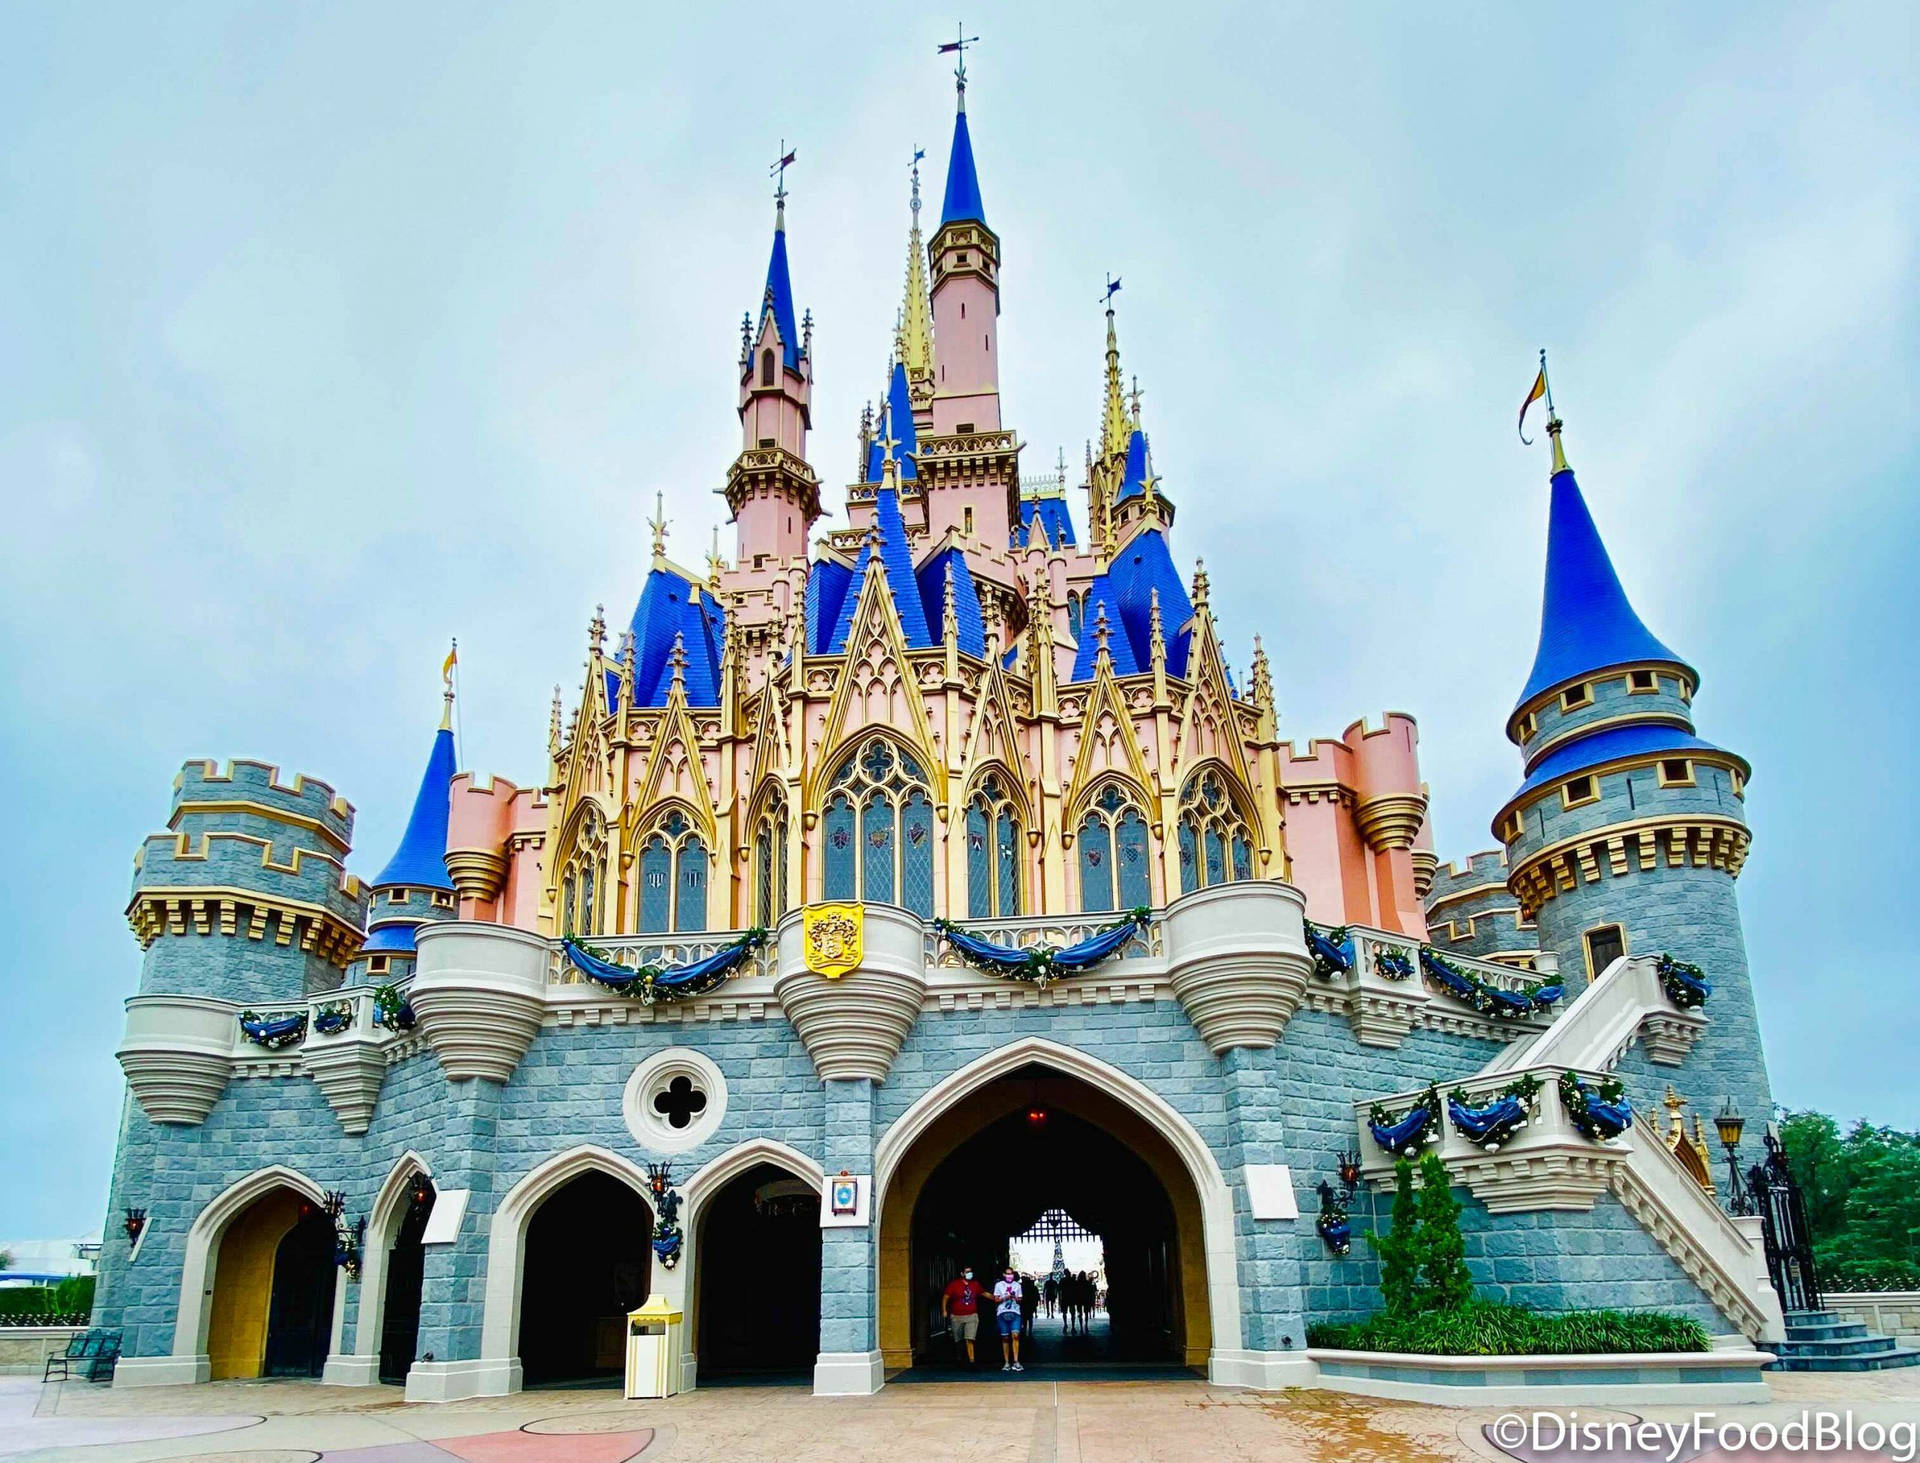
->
<box><xmin>803</xmin><ymin>903</ymin><xmax>863</xmax><ymax>980</ymax></box>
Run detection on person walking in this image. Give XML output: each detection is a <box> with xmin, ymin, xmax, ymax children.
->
<box><xmin>1043</xmin><ymin>1274</ymin><xmax>1059</xmax><ymax>1319</ymax></box>
<box><xmin>941</xmin><ymin>1266</ymin><xmax>984</xmax><ymax>1367</ymax></box>
<box><xmin>1020</xmin><ymin>1273</ymin><xmax>1040</xmax><ymax>1340</ymax></box>
<box><xmin>993</xmin><ymin>1266</ymin><xmax>1025</xmax><ymax>1371</ymax></box>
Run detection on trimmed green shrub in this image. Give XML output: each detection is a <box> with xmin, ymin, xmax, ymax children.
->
<box><xmin>1366</xmin><ymin>1158</ymin><xmax>1421</xmax><ymax>1316</ymax></box>
<box><xmin>0</xmin><ymin>1287</ymin><xmax>58</xmax><ymax>1316</ymax></box>
<box><xmin>1306</xmin><ymin>1300</ymin><xmax>1711</xmax><ymax>1356</ymax></box>
<box><xmin>54</xmin><ymin>1276</ymin><xmax>94</xmax><ymax>1315</ymax></box>
<box><xmin>1414</xmin><ymin>1153</ymin><xmax>1473</xmax><ymax>1311</ymax></box>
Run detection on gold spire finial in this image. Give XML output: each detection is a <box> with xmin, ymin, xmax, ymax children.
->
<box><xmin>440</xmin><ymin>639</ymin><xmax>458</xmax><ymax>730</ymax></box>
<box><xmin>898</xmin><ymin>152</ymin><xmax>936</xmax><ymax>393</ymax></box>
<box><xmin>1094</xmin><ymin>601</ymin><xmax>1112</xmax><ymax>662</ymax></box>
<box><xmin>649</xmin><ymin>492</ymin><xmax>669</xmax><ymax>562</ymax></box>
<box><xmin>668</xmin><ymin>630</ymin><xmax>687</xmax><ymax>692</ymax></box>
<box><xmin>1191</xmin><ymin>559</ymin><xmax>1210</xmax><ymax>610</ymax></box>
<box><xmin>707</xmin><ymin>526</ymin><xmax>725</xmax><ymax>588</ymax></box>
<box><xmin>588</xmin><ymin>603</ymin><xmax>606</xmax><ymax>653</ymax></box>
<box><xmin>1522</xmin><ymin>348</ymin><xmax>1569</xmax><ymax>475</ymax></box>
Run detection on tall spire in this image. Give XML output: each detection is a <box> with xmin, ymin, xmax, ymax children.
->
<box><xmin>937</xmin><ymin>27</ymin><xmax>986</xmax><ymax>228</ymax></box>
<box><xmin>372</xmin><ymin>712</ymin><xmax>457</xmax><ymax>891</ymax></box>
<box><xmin>897</xmin><ymin>149</ymin><xmax>936</xmax><ymax>407</ymax></box>
<box><xmin>1514</xmin><ymin>403</ymin><xmax>1692</xmax><ymax>715</ymax></box>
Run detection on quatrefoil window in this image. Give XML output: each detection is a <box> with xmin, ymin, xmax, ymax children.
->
<box><xmin>652</xmin><ymin>1075</ymin><xmax>708</xmax><ymax>1130</ymax></box>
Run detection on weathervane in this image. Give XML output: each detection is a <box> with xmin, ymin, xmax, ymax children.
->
<box><xmin>911</xmin><ymin>146</ymin><xmax>926</xmax><ymax>219</ymax></box>
<box><xmin>937</xmin><ymin>23</ymin><xmax>979</xmax><ymax>89</ymax></box>
<box><xmin>1103</xmin><ymin>274</ymin><xmax>1121</xmax><ymax>309</ymax></box>
<box><xmin>770</xmin><ymin>139</ymin><xmax>797</xmax><ymax>210</ymax></box>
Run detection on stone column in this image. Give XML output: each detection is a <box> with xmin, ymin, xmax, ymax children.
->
<box><xmin>1165</xmin><ymin>881</ymin><xmax>1316</xmax><ymax>1388</ymax></box>
<box><xmin>816</xmin><ymin>1077</ymin><xmax>883</xmax><ymax>1395</ymax></box>
<box><xmin>772</xmin><ymin>904</ymin><xmax>925</xmax><ymax>1396</ymax></box>
<box><xmin>403</xmin><ymin>1080</ymin><xmax>502</xmax><ymax>1402</ymax></box>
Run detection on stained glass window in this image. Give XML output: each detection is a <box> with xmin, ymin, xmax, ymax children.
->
<box><xmin>638</xmin><ymin>812</ymin><xmax>709</xmax><ymax>933</ymax></box>
<box><xmin>581</xmin><ymin>863</ymin><xmax>597</xmax><ymax>935</ymax></box>
<box><xmin>821</xmin><ymin>735</ymin><xmax>937</xmax><ymax>915</ymax></box>
<box><xmin>639</xmin><ymin>836</ymin><xmax>672</xmax><ymax>932</ymax></box>
<box><xmin>1079</xmin><ymin>783</ymin><xmax>1151</xmax><ymax>912</ymax></box>
<box><xmin>964</xmin><ymin>773</ymin><xmax>1023</xmax><ymax>918</ymax></box>
<box><xmin>1079</xmin><ymin>816</ymin><xmax>1115</xmax><ymax>912</ymax></box>
<box><xmin>1117</xmin><ymin>808</ymin><xmax>1151</xmax><ymax>908</ymax></box>
<box><xmin>755</xmin><ymin>822</ymin><xmax>774</xmax><ymax>927</ymax></box>
<box><xmin>753</xmin><ymin>788</ymin><xmax>790</xmax><ymax>929</ymax></box>
<box><xmin>1176</xmin><ymin>769</ymin><xmax>1255</xmax><ymax>894</ymax></box>
<box><xmin>562</xmin><ymin>874</ymin><xmax>577</xmax><ymax>937</ymax></box>
<box><xmin>966</xmin><ymin>802</ymin><xmax>992</xmax><ymax>918</ymax></box>
<box><xmin>676</xmin><ymin>839</ymin><xmax>708</xmax><ymax>932</ymax></box>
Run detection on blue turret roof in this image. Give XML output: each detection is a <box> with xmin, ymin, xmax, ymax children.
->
<box><xmin>916</xmin><ymin>546</ymin><xmax>988</xmax><ymax>657</ymax></box>
<box><xmin>826</xmin><ymin>484</ymin><xmax>934</xmax><ymax>654</ymax></box>
<box><xmin>1503</xmin><ymin>723</ymin><xmax>1742</xmax><ymax>810</ymax></box>
<box><xmin>372</xmin><ymin>726</ymin><xmax>455</xmax><ymax>890</ymax></box>
<box><xmin>1069</xmin><ymin>528</ymin><xmax>1194</xmax><ymax>680</ymax></box>
<box><xmin>1114</xmin><ymin>430</ymin><xmax>1154</xmax><ymax>503</ymax></box>
<box><xmin>625</xmin><ymin>568</ymin><xmax>725</xmax><ymax>709</ymax></box>
<box><xmin>940</xmin><ymin>102</ymin><xmax>987</xmax><ymax>228</ymax></box>
<box><xmin>1515</xmin><ymin>467</ymin><xmax>1693</xmax><ymax>714</ymax></box>
<box><xmin>760</xmin><ymin>214</ymin><xmax>802</xmax><ymax>373</ymax></box>
<box><xmin>1016</xmin><ymin>496</ymin><xmax>1077</xmax><ymax>549</ymax></box>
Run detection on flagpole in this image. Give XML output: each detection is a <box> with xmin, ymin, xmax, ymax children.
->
<box><xmin>1540</xmin><ymin>348</ymin><xmax>1556</xmax><ymax>418</ymax></box>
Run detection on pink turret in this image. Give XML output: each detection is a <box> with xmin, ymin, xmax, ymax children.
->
<box><xmin>928</xmin><ymin>75</ymin><xmax>1000</xmax><ymax>436</ymax></box>
<box><xmin>727</xmin><ymin>188</ymin><xmax>822</xmax><ymax>571</ymax></box>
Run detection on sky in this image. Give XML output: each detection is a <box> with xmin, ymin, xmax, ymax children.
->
<box><xmin>1</xmin><ymin>3</ymin><xmax>1914</xmax><ymax>1236</ymax></box>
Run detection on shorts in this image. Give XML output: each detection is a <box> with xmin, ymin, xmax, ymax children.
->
<box><xmin>950</xmin><ymin>1312</ymin><xmax>979</xmax><ymax>1341</ymax></box>
<box><xmin>996</xmin><ymin>1310</ymin><xmax>1022</xmax><ymax>1337</ymax></box>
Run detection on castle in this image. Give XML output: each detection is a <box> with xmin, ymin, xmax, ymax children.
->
<box><xmin>95</xmin><ymin>60</ymin><xmax>1781</xmax><ymax>1401</ymax></box>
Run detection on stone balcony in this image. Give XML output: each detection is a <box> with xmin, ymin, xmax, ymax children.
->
<box><xmin>1304</xmin><ymin>924</ymin><xmax>1560</xmax><ymax>1049</ymax></box>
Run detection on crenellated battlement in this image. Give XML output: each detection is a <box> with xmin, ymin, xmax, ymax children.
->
<box><xmin>129</xmin><ymin>760</ymin><xmax>367</xmax><ymax>1002</ymax></box>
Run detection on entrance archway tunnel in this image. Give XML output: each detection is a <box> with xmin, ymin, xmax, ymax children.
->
<box><xmin>205</xmin><ymin>1185</ymin><xmax>337</xmax><ymax>1381</ymax></box>
<box><xmin>878</xmin><ymin>1064</ymin><xmax>1210</xmax><ymax>1375</ymax></box>
<box><xmin>694</xmin><ymin>1161</ymin><xmax>821</xmax><ymax>1381</ymax></box>
<box><xmin>517</xmin><ymin>1170</ymin><xmax>653</xmax><ymax>1387</ymax></box>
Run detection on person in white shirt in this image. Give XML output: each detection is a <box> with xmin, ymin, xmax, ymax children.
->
<box><xmin>992</xmin><ymin>1266</ymin><xmax>1024</xmax><ymax>1372</ymax></box>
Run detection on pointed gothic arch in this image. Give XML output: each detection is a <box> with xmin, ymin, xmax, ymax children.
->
<box><xmin>1174</xmin><ymin>761</ymin><xmax>1258</xmax><ymax>894</ymax></box>
<box><xmin>958</xmin><ymin>764</ymin><xmax>1027</xmax><ymax>918</ymax></box>
<box><xmin>552</xmin><ymin>795</ymin><xmax>613</xmax><ymax>937</ymax></box>
<box><xmin>1068</xmin><ymin>774</ymin><xmax>1156</xmax><ymax>913</ymax></box>
<box><xmin>814</xmin><ymin>732</ymin><xmax>938</xmax><ymax>918</ymax></box>
<box><xmin>746</xmin><ymin>779</ymin><xmax>794</xmax><ymax>929</ymax></box>
<box><xmin>633</xmin><ymin>800</ymin><xmax>714</xmax><ymax>933</ymax></box>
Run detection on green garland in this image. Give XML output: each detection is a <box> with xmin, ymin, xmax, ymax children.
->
<box><xmin>1371</xmin><ymin>942</ymin><xmax>1415</xmax><ymax>980</ymax></box>
<box><xmin>313</xmin><ymin>1000</ymin><xmax>354</xmax><ymax>1035</ymax></box>
<box><xmin>1559</xmin><ymin>1070</ymin><xmax>1633</xmax><ymax>1142</ymax></box>
<box><xmin>1655</xmin><ymin>953</ymin><xmax>1711</xmax><ymax>1009</ymax></box>
<box><xmin>1368</xmin><ymin>1084</ymin><xmax>1444</xmax><ymax>1157</ymax></box>
<box><xmin>1445</xmin><ymin>1072</ymin><xmax>1544</xmax><ymax>1152</ymax></box>
<box><xmin>566</xmin><ymin>928</ymin><xmax>768</xmax><ymax>1004</ymax></box>
<box><xmin>1307</xmin><ymin>924</ymin><xmax>1353</xmax><ymax>981</ymax></box>
<box><xmin>372</xmin><ymin>983</ymin><xmax>416</xmax><ymax>1031</ymax></box>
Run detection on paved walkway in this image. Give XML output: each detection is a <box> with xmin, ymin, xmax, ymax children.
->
<box><xmin>7</xmin><ymin>1368</ymin><xmax>1920</xmax><ymax>1463</ymax></box>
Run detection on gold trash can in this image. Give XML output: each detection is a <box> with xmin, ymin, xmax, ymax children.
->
<box><xmin>624</xmin><ymin>1295</ymin><xmax>684</xmax><ymax>1399</ymax></box>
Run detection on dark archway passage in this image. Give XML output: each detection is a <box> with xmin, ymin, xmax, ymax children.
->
<box><xmin>900</xmin><ymin>1066</ymin><xmax>1195</xmax><ymax>1376</ymax></box>
<box><xmin>518</xmin><ymin>1170</ymin><xmax>653</xmax><ymax>1387</ymax></box>
<box><xmin>695</xmin><ymin>1163</ymin><xmax>821</xmax><ymax>1381</ymax></box>
<box><xmin>378</xmin><ymin>1175</ymin><xmax>435</xmax><ymax>1384</ymax></box>
<box><xmin>262</xmin><ymin>1207</ymin><xmax>337</xmax><ymax>1377</ymax></box>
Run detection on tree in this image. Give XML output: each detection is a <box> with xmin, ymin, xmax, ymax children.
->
<box><xmin>1367</xmin><ymin>1158</ymin><xmax>1421</xmax><ymax>1316</ymax></box>
<box><xmin>1781</xmin><ymin>1109</ymin><xmax>1920</xmax><ymax>1288</ymax></box>
<box><xmin>1414</xmin><ymin>1153</ymin><xmax>1474</xmax><ymax>1311</ymax></box>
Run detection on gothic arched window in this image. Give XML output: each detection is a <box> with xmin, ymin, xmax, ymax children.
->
<box><xmin>753</xmin><ymin>787</ymin><xmax>790</xmax><ymax>929</ymax></box>
<box><xmin>558</xmin><ymin>804</ymin><xmax>607</xmax><ymax>937</ymax></box>
<box><xmin>637</xmin><ymin>809</ymin><xmax>709</xmax><ymax>934</ymax></box>
<box><xmin>1077</xmin><ymin>783</ymin><xmax>1151</xmax><ymax>913</ymax></box>
<box><xmin>760</xmin><ymin>348</ymin><xmax>775</xmax><ymax>387</ymax></box>
<box><xmin>965</xmin><ymin>773</ymin><xmax>1024</xmax><ymax>919</ymax></box>
<box><xmin>820</xmin><ymin>737</ymin><xmax>935</xmax><ymax>918</ymax></box>
<box><xmin>1177</xmin><ymin>768</ymin><xmax>1255</xmax><ymax>894</ymax></box>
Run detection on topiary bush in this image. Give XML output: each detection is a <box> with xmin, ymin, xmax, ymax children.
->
<box><xmin>1366</xmin><ymin>1158</ymin><xmax>1421</xmax><ymax>1316</ymax></box>
<box><xmin>1306</xmin><ymin>1300</ymin><xmax>1711</xmax><ymax>1356</ymax></box>
<box><xmin>1414</xmin><ymin>1153</ymin><xmax>1473</xmax><ymax>1311</ymax></box>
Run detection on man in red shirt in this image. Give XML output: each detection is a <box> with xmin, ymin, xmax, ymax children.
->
<box><xmin>940</xmin><ymin>1267</ymin><xmax>984</xmax><ymax>1365</ymax></box>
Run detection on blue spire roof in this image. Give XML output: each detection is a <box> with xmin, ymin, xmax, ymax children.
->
<box><xmin>826</xmin><ymin>484</ymin><xmax>935</xmax><ymax>654</ymax></box>
<box><xmin>864</xmin><ymin>362</ymin><xmax>920</xmax><ymax>482</ymax></box>
<box><xmin>625</xmin><ymin>568</ymin><xmax>725</xmax><ymax>709</ymax></box>
<box><xmin>1068</xmin><ymin>529</ymin><xmax>1193</xmax><ymax>681</ymax></box>
<box><xmin>372</xmin><ymin>726</ymin><xmax>455</xmax><ymax>890</ymax></box>
<box><xmin>1515</xmin><ymin>467</ymin><xmax>1692</xmax><ymax>713</ymax></box>
<box><xmin>940</xmin><ymin>101</ymin><xmax>987</xmax><ymax>228</ymax></box>
<box><xmin>806</xmin><ymin>559</ymin><xmax>854</xmax><ymax>655</ymax></box>
<box><xmin>1114</xmin><ymin>429</ymin><xmax>1153</xmax><ymax>503</ymax></box>
<box><xmin>916</xmin><ymin>546</ymin><xmax>988</xmax><ymax>657</ymax></box>
<box><xmin>759</xmin><ymin>213</ymin><xmax>802</xmax><ymax>373</ymax></box>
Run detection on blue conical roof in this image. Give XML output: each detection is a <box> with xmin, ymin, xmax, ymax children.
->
<box><xmin>760</xmin><ymin>214</ymin><xmax>802</xmax><ymax>373</ymax></box>
<box><xmin>1515</xmin><ymin>467</ymin><xmax>1693</xmax><ymax>713</ymax></box>
<box><xmin>372</xmin><ymin>726</ymin><xmax>455</xmax><ymax>889</ymax></box>
<box><xmin>864</xmin><ymin>362</ymin><xmax>920</xmax><ymax>482</ymax></box>
<box><xmin>940</xmin><ymin>103</ymin><xmax>987</xmax><ymax>228</ymax></box>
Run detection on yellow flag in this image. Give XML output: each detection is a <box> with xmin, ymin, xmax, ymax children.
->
<box><xmin>442</xmin><ymin>642</ymin><xmax>458</xmax><ymax>687</ymax></box>
<box><xmin>1518</xmin><ymin>366</ymin><xmax>1549</xmax><ymax>445</ymax></box>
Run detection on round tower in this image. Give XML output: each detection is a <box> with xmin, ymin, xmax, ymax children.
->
<box><xmin>1497</xmin><ymin>411</ymin><xmax>1770</xmax><ymax>1165</ymax></box>
<box><xmin>126</xmin><ymin>759</ymin><xmax>364</xmax><ymax>1004</ymax></box>
<box><xmin>349</xmin><ymin>710</ymin><xmax>459</xmax><ymax>988</ymax></box>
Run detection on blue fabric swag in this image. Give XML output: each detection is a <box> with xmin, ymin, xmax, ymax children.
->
<box><xmin>563</xmin><ymin>929</ymin><xmax>767</xmax><ymax>1002</ymax></box>
<box><xmin>933</xmin><ymin>908</ymin><xmax>1151</xmax><ymax>986</ymax></box>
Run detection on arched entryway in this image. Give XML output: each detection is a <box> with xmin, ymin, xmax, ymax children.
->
<box><xmin>203</xmin><ymin>1183</ymin><xmax>338</xmax><ymax>1380</ymax></box>
<box><xmin>906</xmin><ymin>1097</ymin><xmax>1187</xmax><ymax>1369</ymax></box>
<box><xmin>880</xmin><ymin>1065</ymin><xmax>1207</xmax><ymax>1375</ymax></box>
<box><xmin>693</xmin><ymin>1161</ymin><xmax>821</xmax><ymax>1382</ymax></box>
<box><xmin>378</xmin><ymin>1173</ymin><xmax>435</xmax><ymax>1384</ymax></box>
<box><xmin>517</xmin><ymin>1170</ymin><xmax>654</xmax><ymax>1387</ymax></box>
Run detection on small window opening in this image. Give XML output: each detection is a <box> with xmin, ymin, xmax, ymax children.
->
<box><xmin>760</xmin><ymin>349</ymin><xmax>775</xmax><ymax>387</ymax></box>
<box><xmin>1563</xmin><ymin>774</ymin><xmax>1597</xmax><ymax>807</ymax></box>
<box><xmin>1629</xmin><ymin>669</ymin><xmax>1658</xmax><ymax>693</ymax></box>
<box><xmin>1584</xmin><ymin>924</ymin><xmax>1626</xmax><ymax>977</ymax></box>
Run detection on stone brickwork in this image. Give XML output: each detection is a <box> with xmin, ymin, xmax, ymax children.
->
<box><xmin>1424</xmin><ymin>850</ymin><xmax>1539</xmax><ymax>965</ymax></box>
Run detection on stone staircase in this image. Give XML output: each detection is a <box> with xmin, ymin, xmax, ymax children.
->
<box><xmin>1769</xmin><ymin>1311</ymin><xmax>1920</xmax><ymax>1372</ymax></box>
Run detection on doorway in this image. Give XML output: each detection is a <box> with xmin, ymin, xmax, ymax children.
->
<box><xmin>205</xmin><ymin>1185</ymin><xmax>339</xmax><ymax>1381</ymax></box>
<box><xmin>517</xmin><ymin>1170</ymin><xmax>653</xmax><ymax>1386</ymax></box>
<box><xmin>378</xmin><ymin>1174</ymin><xmax>435</xmax><ymax>1384</ymax></box>
<box><xmin>694</xmin><ymin>1162</ymin><xmax>821</xmax><ymax>1382</ymax></box>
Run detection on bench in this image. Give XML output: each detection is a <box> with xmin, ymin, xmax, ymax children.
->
<box><xmin>43</xmin><ymin>1328</ymin><xmax>122</xmax><ymax>1383</ymax></box>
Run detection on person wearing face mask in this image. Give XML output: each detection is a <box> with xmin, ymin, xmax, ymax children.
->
<box><xmin>940</xmin><ymin>1266</ymin><xmax>985</xmax><ymax>1366</ymax></box>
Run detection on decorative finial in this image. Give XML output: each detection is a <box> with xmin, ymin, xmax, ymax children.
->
<box><xmin>668</xmin><ymin>631</ymin><xmax>688</xmax><ymax>692</ymax></box>
<box><xmin>1094</xmin><ymin>601</ymin><xmax>1112</xmax><ymax>661</ymax></box>
<box><xmin>770</xmin><ymin>140</ymin><xmax>796</xmax><ymax>223</ymax></box>
<box><xmin>1056</xmin><ymin>445</ymin><xmax>1068</xmax><ymax>491</ymax></box>
<box><xmin>707</xmin><ymin>526</ymin><xmax>724</xmax><ymax>587</ymax></box>
<box><xmin>938</xmin><ymin>23</ymin><xmax>979</xmax><ymax>103</ymax></box>
<box><xmin>1251</xmin><ymin>634</ymin><xmax>1275</xmax><ymax>717</ymax></box>
<box><xmin>617</xmin><ymin>630</ymin><xmax>636</xmax><ymax>704</ymax></box>
<box><xmin>440</xmin><ymin>638</ymin><xmax>458</xmax><ymax>730</ymax></box>
<box><xmin>801</xmin><ymin>307</ymin><xmax>813</xmax><ymax>360</ymax></box>
<box><xmin>910</xmin><ymin>146</ymin><xmax>925</xmax><ymax>219</ymax></box>
<box><xmin>943</xmin><ymin>558</ymin><xmax>960</xmax><ymax>644</ymax></box>
<box><xmin>588</xmin><ymin>603</ymin><xmax>607</xmax><ymax>653</ymax></box>
<box><xmin>740</xmin><ymin>310</ymin><xmax>752</xmax><ymax>365</ymax></box>
<box><xmin>1191</xmin><ymin>559</ymin><xmax>1210</xmax><ymax>609</ymax></box>
<box><xmin>549</xmin><ymin>684</ymin><xmax>563</xmax><ymax>748</ymax></box>
<box><xmin>1148</xmin><ymin>588</ymin><xmax>1166</xmax><ymax>671</ymax></box>
<box><xmin>1128</xmin><ymin>374</ymin><xmax>1144</xmax><ymax>426</ymax></box>
<box><xmin>649</xmin><ymin>492</ymin><xmax>669</xmax><ymax>561</ymax></box>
